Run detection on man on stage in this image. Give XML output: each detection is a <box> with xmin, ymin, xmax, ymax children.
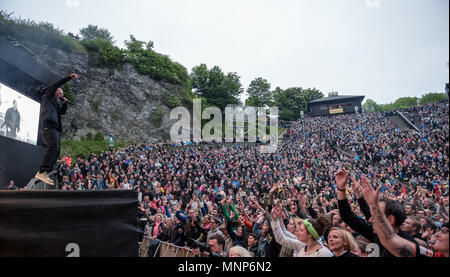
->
<box><xmin>35</xmin><ymin>73</ymin><xmax>78</xmax><ymax>185</ymax></box>
<box><xmin>2</xmin><ymin>100</ymin><xmax>21</xmax><ymax>139</ymax></box>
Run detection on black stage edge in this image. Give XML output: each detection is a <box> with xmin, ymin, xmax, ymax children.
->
<box><xmin>0</xmin><ymin>190</ymin><xmax>140</xmax><ymax>257</ymax></box>
<box><xmin>0</xmin><ymin>135</ymin><xmax>47</xmax><ymax>189</ymax></box>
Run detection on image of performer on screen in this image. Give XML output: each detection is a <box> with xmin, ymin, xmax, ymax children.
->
<box><xmin>1</xmin><ymin>100</ymin><xmax>21</xmax><ymax>139</ymax></box>
<box><xmin>35</xmin><ymin>73</ymin><xmax>78</xmax><ymax>186</ymax></box>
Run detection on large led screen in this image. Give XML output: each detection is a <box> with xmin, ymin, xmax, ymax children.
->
<box><xmin>0</xmin><ymin>82</ymin><xmax>40</xmax><ymax>145</ymax></box>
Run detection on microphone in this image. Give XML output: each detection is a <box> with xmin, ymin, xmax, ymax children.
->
<box><xmin>62</xmin><ymin>98</ymin><xmax>75</xmax><ymax>105</ymax></box>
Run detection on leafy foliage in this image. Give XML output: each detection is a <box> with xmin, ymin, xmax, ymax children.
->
<box><xmin>364</xmin><ymin>93</ymin><xmax>447</xmax><ymax>113</ymax></box>
<box><xmin>245</xmin><ymin>78</ymin><xmax>273</xmax><ymax>107</ymax></box>
<box><xmin>363</xmin><ymin>99</ymin><xmax>383</xmax><ymax>112</ymax></box>
<box><xmin>61</xmin><ymin>139</ymin><xmax>125</xmax><ymax>159</ymax></box>
<box><xmin>420</xmin><ymin>93</ymin><xmax>447</xmax><ymax>105</ymax></box>
<box><xmin>94</xmin><ymin>132</ymin><xmax>104</xmax><ymax>141</ymax></box>
<box><xmin>123</xmin><ymin>35</ymin><xmax>189</xmax><ymax>86</ymax></box>
<box><xmin>0</xmin><ymin>10</ymin><xmax>83</xmax><ymax>54</ymax></box>
<box><xmin>0</xmin><ymin>12</ymin><xmax>192</xmax><ymax>88</ymax></box>
<box><xmin>191</xmin><ymin>64</ymin><xmax>243</xmax><ymax>111</ymax></box>
<box><xmin>273</xmin><ymin>87</ymin><xmax>323</xmax><ymax>121</ymax></box>
<box><xmin>163</xmin><ymin>94</ymin><xmax>181</xmax><ymax>109</ymax></box>
<box><xmin>80</xmin><ymin>38</ymin><xmax>124</xmax><ymax>69</ymax></box>
<box><xmin>79</xmin><ymin>24</ymin><xmax>114</xmax><ymax>42</ymax></box>
<box><xmin>153</xmin><ymin>106</ymin><xmax>164</xmax><ymax>127</ymax></box>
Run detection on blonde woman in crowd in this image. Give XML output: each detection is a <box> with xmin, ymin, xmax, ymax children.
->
<box><xmin>327</xmin><ymin>227</ymin><xmax>358</xmax><ymax>257</ymax></box>
<box><xmin>229</xmin><ymin>246</ymin><xmax>253</xmax><ymax>257</ymax></box>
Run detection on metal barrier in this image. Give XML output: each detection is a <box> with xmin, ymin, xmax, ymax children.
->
<box><xmin>139</xmin><ymin>238</ymin><xmax>195</xmax><ymax>258</ymax></box>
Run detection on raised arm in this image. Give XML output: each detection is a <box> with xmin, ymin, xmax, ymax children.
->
<box><xmin>243</xmin><ymin>213</ymin><xmax>253</xmax><ymax>230</ymax></box>
<box><xmin>266</xmin><ymin>212</ymin><xmax>305</xmax><ymax>251</ymax></box>
<box><xmin>335</xmin><ymin>169</ymin><xmax>376</xmax><ymax>242</ymax></box>
<box><xmin>44</xmin><ymin>74</ymin><xmax>77</xmax><ymax>99</ymax></box>
<box><xmin>252</xmin><ymin>213</ymin><xmax>264</xmax><ymax>238</ymax></box>
<box><xmin>221</xmin><ymin>198</ymin><xmax>231</xmax><ymax>222</ymax></box>
<box><xmin>352</xmin><ymin>177</ymin><xmax>372</xmax><ymax>220</ymax></box>
<box><xmin>361</xmin><ymin>175</ymin><xmax>422</xmax><ymax>257</ymax></box>
<box><xmin>279</xmin><ymin>218</ymin><xmax>297</xmax><ymax>239</ymax></box>
<box><xmin>175</xmin><ymin>210</ymin><xmax>187</xmax><ymax>224</ymax></box>
<box><xmin>226</xmin><ymin>217</ymin><xmax>237</xmax><ymax>241</ymax></box>
<box><xmin>229</xmin><ymin>203</ymin><xmax>239</xmax><ymax>220</ymax></box>
<box><xmin>201</xmin><ymin>201</ymin><xmax>209</xmax><ymax>217</ymax></box>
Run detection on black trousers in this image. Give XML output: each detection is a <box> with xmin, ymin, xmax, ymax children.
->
<box><xmin>6</xmin><ymin>127</ymin><xmax>18</xmax><ymax>139</ymax></box>
<box><xmin>40</xmin><ymin>127</ymin><xmax>60</xmax><ymax>173</ymax></box>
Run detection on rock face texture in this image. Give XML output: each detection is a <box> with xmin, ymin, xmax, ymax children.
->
<box><xmin>34</xmin><ymin>45</ymin><xmax>184</xmax><ymax>143</ymax></box>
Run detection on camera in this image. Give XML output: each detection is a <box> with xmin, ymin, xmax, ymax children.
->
<box><xmin>189</xmin><ymin>239</ymin><xmax>210</xmax><ymax>253</ymax></box>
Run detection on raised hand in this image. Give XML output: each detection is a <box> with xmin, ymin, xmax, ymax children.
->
<box><xmin>301</xmin><ymin>194</ymin><xmax>310</xmax><ymax>208</ymax></box>
<box><xmin>265</xmin><ymin>211</ymin><xmax>275</xmax><ymax>222</ymax></box>
<box><xmin>269</xmin><ymin>182</ymin><xmax>279</xmax><ymax>195</ymax></box>
<box><xmin>334</xmin><ymin>169</ymin><xmax>348</xmax><ymax>190</ymax></box>
<box><xmin>351</xmin><ymin>177</ymin><xmax>364</xmax><ymax>199</ymax></box>
<box><xmin>226</xmin><ymin>197</ymin><xmax>232</xmax><ymax>205</ymax></box>
<box><xmin>219</xmin><ymin>197</ymin><xmax>226</xmax><ymax>205</ymax></box>
<box><xmin>361</xmin><ymin>175</ymin><xmax>381</xmax><ymax>205</ymax></box>
<box><xmin>70</xmin><ymin>73</ymin><xmax>79</xmax><ymax>79</ymax></box>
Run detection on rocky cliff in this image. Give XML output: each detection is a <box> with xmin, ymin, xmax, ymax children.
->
<box><xmin>33</xmin><ymin>45</ymin><xmax>184</xmax><ymax>144</ymax></box>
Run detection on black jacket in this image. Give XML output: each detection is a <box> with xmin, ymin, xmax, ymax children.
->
<box><xmin>335</xmin><ymin>251</ymin><xmax>359</xmax><ymax>257</ymax></box>
<box><xmin>252</xmin><ymin>221</ymin><xmax>281</xmax><ymax>257</ymax></box>
<box><xmin>41</xmin><ymin>76</ymin><xmax>72</xmax><ymax>132</ymax></box>
<box><xmin>4</xmin><ymin>107</ymin><xmax>20</xmax><ymax>130</ymax></box>
<box><xmin>338</xmin><ymin>199</ymin><xmax>416</xmax><ymax>257</ymax></box>
<box><xmin>185</xmin><ymin>218</ymin><xmax>203</xmax><ymax>246</ymax></box>
<box><xmin>171</xmin><ymin>222</ymin><xmax>185</xmax><ymax>247</ymax></box>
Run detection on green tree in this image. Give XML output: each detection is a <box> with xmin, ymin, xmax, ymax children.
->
<box><xmin>245</xmin><ymin>78</ymin><xmax>273</xmax><ymax>107</ymax></box>
<box><xmin>0</xmin><ymin>11</ymin><xmax>80</xmax><ymax>53</ymax></box>
<box><xmin>80</xmin><ymin>25</ymin><xmax>114</xmax><ymax>42</ymax></box>
<box><xmin>191</xmin><ymin>64</ymin><xmax>243</xmax><ymax>111</ymax></box>
<box><xmin>122</xmin><ymin>35</ymin><xmax>190</xmax><ymax>86</ymax></box>
<box><xmin>302</xmin><ymin>88</ymin><xmax>324</xmax><ymax>104</ymax></box>
<box><xmin>393</xmin><ymin>97</ymin><xmax>419</xmax><ymax>109</ymax></box>
<box><xmin>279</xmin><ymin>109</ymin><xmax>297</xmax><ymax>121</ymax></box>
<box><xmin>124</xmin><ymin>35</ymin><xmax>145</xmax><ymax>53</ymax></box>
<box><xmin>420</xmin><ymin>93</ymin><xmax>447</xmax><ymax>104</ymax></box>
<box><xmin>363</xmin><ymin>99</ymin><xmax>382</xmax><ymax>112</ymax></box>
<box><xmin>273</xmin><ymin>87</ymin><xmax>309</xmax><ymax>120</ymax></box>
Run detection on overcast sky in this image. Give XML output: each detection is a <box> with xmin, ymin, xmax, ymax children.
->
<box><xmin>1</xmin><ymin>0</ymin><xmax>448</xmax><ymax>104</ymax></box>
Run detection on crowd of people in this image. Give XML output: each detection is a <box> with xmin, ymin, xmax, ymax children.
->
<box><xmin>9</xmin><ymin>101</ymin><xmax>449</xmax><ymax>257</ymax></box>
